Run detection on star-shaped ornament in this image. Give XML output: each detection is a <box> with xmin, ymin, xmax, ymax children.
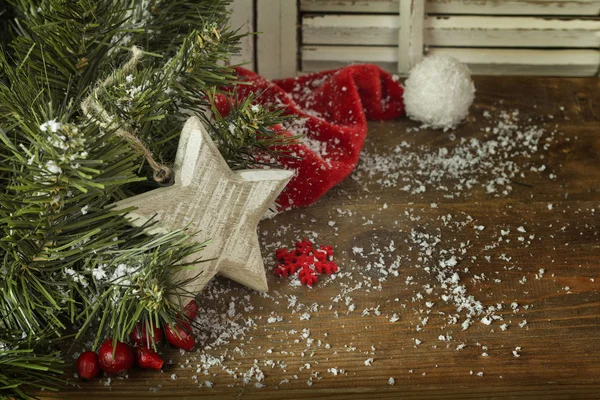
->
<box><xmin>114</xmin><ymin>116</ymin><xmax>293</xmax><ymax>300</ymax></box>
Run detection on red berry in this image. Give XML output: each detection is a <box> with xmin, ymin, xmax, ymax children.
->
<box><xmin>130</xmin><ymin>322</ymin><xmax>163</xmax><ymax>347</ymax></box>
<box><xmin>97</xmin><ymin>339</ymin><xmax>134</xmax><ymax>375</ymax></box>
<box><xmin>77</xmin><ymin>351</ymin><xmax>100</xmax><ymax>381</ymax></box>
<box><xmin>183</xmin><ymin>299</ymin><xmax>199</xmax><ymax>320</ymax></box>
<box><xmin>165</xmin><ymin>321</ymin><xmax>195</xmax><ymax>351</ymax></box>
<box><xmin>134</xmin><ymin>346</ymin><xmax>164</xmax><ymax>370</ymax></box>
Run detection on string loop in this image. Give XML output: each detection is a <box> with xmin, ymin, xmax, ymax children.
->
<box><xmin>82</xmin><ymin>46</ymin><xmax>173</xmax><ymax>184</ymax></box>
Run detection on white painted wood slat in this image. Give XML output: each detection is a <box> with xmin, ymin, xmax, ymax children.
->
<box><xmin>398</xmin><ymin>0</ymin><xmax>425</xmax><ymax>73</ymax></box>
<box><xmin>301</xmin><ymin>0</ymin><xmax>398</xmax><ymax>14</ymax></box>
<box><xmin>427</xmin><ymin>0</ymin><xmax>600</xmax><ymax>16</ymax></box>
<box><xmin>302</xmin><ymin>45</ymin><xmax>600</xmax><ymax>76</ymax></box>
<box><xmin>229</xmin><ymin>0</ymin><xmax>254</xmax><ymax>70</ymax></box>
<box><xmin>256</xmin><ymin>0</ymin><xmax>298</xmax><ymax>79</ymax></box>
<box><xmin>303</xmin><ymin>15</ymin><xmax>400</xmax><ymax>45</ymax></box>
<box><xmin>300</xmin><ymin>0</ymin><xmax>600</xmax><ymax>16</ymax></box>
<box><xmin>302</xmin><ymin>15</ymin><xmax>600</xmax><ymax>48</ymax></box>
<box><xmin>428</xmin><ymin>16</ymin><xmax>600</xmax><ymax>48</ymax></box>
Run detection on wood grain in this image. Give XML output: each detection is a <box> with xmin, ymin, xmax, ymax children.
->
<box><xmin>228</xmin><ymin>0</ymin><xmax>255</xmax><ymax>70</ymax></box>
<box><xmin>55</xmin><ymin>77</ymin><xmax>599</xmax><ymax>399</ymax></box>
<box><xmin>302</xmin><ymin>46</ymin><xmax>600</xmax><ymax>77</ymax></box>
<box><xmin>302</xmin><ymin>15</ymin><xmax>600</xmax><ymax>48</ymax></box>
<box><xmin>300</xmin><ymin>0</ymin><xmax>600</xmax><ymax>15</ymax></box>
<box><xmin>298</xmin><ymin>1</ymin><xmax>600</xmax><ymax>77</ymax></box>
<box><xmin>256</xmin><ymin>0</ymin><xmax>298</xmax><ymax>79</ymax></box>
<box><xmin>398</xmin><ymin>0</ymin><xmax>424</xmax><ymax>74</ymax></box>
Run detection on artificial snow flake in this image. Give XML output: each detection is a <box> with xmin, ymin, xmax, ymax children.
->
<box><xmin>40</xmin><ymin>119</ymin><xmax>62</xmax><ymax>133</ymax></box>
<box><xmin>45</xmin><ymin>161</ymin><xmax>62</xmax><ymax>175</ymax></box>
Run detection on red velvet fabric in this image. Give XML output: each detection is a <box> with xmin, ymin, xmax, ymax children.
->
<box><xmin>215</xmin><ymin>64</ymin><xmax>405</xmax><ymax>211</ymax></box>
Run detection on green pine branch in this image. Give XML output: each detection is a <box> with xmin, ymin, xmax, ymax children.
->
<box><xmin>205</xmin><ymin>91</ymin><xmax>302</xmax><ymax>170</ymax></box>
<box><xmin>0</xmin><ymin>333</ymin><xmax>64</xmax><ymax>400</ymax></box>
<box><xmin>0</xmin><ymin>1</ymin><xmax>300</xmax><ymax>396</ymax></box>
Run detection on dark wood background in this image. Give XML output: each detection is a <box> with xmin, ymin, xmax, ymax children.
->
<box><xmin>56</xmin><ymin>76</ymin><xmax>599</xmax><ymax>399</ymax></box>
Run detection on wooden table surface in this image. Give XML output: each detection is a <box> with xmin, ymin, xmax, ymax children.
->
<box><xmin>57</xmin><ymin>76</ymin><xmax>599</xmax><ymax>399</ymax></box>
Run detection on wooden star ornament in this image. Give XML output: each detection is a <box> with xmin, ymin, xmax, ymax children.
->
<box><xmin>114</xmin><ymin>116</ymin><xmax>293</xmax><ymax>300</ymax></box>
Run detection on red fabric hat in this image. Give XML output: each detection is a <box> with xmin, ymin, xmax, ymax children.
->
<box><xmin>214</xmin><ymin>64</ymin><xmax>405</xmax><ymax>211</ymax></box>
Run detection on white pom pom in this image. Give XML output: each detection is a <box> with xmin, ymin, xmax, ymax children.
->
<box><xmin>403</xmin><ymin>55</ymin><xmax>475</xmax><ymax>130</ymax></box>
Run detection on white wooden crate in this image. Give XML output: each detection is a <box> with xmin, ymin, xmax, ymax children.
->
<box><xmin>248</xmin><ymin>0</ymin><xmax>600</xmax><ymax>77</ymax></box>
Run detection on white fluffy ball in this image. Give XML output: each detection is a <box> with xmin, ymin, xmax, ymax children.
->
<box><xmin>403</xmin><ymin>54</ymin><xmax>475</xmax><ymax>130</ymax></box>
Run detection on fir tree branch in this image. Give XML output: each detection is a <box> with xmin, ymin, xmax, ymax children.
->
<box><xmin>0</xmin><ymin>334</ymin><xmax>64</xmax><ymax>400</ymax></box>
<box><xmin>205</xmin><ymin>91</ymin><xmax>302</xmax><ymax>170</ymax></box>
<box><xmin>81</xmin><ymin>46</ymin><xmax>173</xmax><ymax>183</ymax></box>
<box><xmin>0</xmin><ymin>1</ymin><xmax>301</xmax><ymax>397</ymax></box>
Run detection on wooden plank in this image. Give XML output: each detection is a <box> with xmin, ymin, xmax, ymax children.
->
<box><xmin>300</xmin><ymin>0</ymin><xmax>600</xmax><ymax>15</ymax></box>
<box><xmin>427</xmin><ymin>0</ymin><xmax>600</xmax><ymax>16</ymax></box>
<box><xmin>52</xmin><ymin>386</ymin><xmax>600</xmax><ymax>399</ymax></box>
<box><xmin>431</xmin><ymin>47</ymin><xmax>600</xmax><ymax>76</ymax></box>
<box><xmin>301</xmin><ymin>45</ymin><xmax>600</xmax><ymax>76</ymax></box>
<box><xmin>301</xmin><ymin>45</ymin><xmax>406</xmax><ymax>74</ymax></box>
<box><xmin>256</xmin><ymin>0</ymin><xmax>298</xmax><ymax>79</ymax></box>
<box><xmin>427</xmin><ymin>16</ymin><xmax>600</xmax><ymax>48</ymax></box>
<box><xmin>303</xmin><ymin>14</ymin><xmax>399</xmax><ymax>45</ymax></box>
<box><xmin>281</xmin><ymin>0</ymin><xmax>299</xmax><ymax>77</ymax></box>
<box><xmin>56</xmin><ymin>76</ymin><xmax>600</xmax><ymax>399</ymax></box>
<box><xmin>301</xmin><ymin>0</ymin><xmax>398</xmax><ymax>13</ymax></box>
<box><xmin>302</xmin><ymin>15</ymin><xmax>600</xmax><ymax>48</ymax></box>
<box><xmin>302</xmin><ymin>45</ymin><xmax>399</xmax><ymax>63</ymax></box>
<box><xmin>229</xmin><ymin>0</ymin><xmax>254</xmax><ymax>70</ymax></box>
<box><xmin>398</xmin><ymin>0</ymin><xmax>425</xmax><ymax>74</ymax></box>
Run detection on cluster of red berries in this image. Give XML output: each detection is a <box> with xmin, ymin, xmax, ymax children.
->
<box><xmin>275</xmin><ymin>238</ymin><xmax>338</xmax><ymax>287</ymax></box>
<box><xmin>76</xmin><ymin>300</ymin><xmax>199</xmax><ymax>381</ymax></box>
